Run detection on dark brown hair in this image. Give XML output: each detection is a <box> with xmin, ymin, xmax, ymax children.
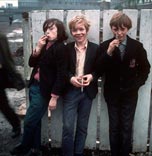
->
<box><xmin>110</xmin><ymin>12</ymin><xmax>132</xmax><ymax>30</ymax></box>
<box><xmin>43</xmin><ymin>18</ymin><xmax>68</xmax><ymax>42</ymax></box>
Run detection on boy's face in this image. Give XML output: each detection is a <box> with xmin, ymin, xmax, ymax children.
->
<box><xmin>71</xmin><ymin>22</ymin><xmax>88</xmax><ymax>44</ymax></box>
<box><xmin>44</xmin><ymin>24</ymin><xmax>58</xmax><ymax>41</ymax></box>
<box><xmin>111</xmin><ymin>25</ymin><xmax>129</xmax><ymax>42</ymax></box>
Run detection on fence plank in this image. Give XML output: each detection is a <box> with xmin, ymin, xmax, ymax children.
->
<box><xmin>99</xmin><ymin>10</ymin><xmax>118</xmax><ymax>150</ymax></box>
<box><xmin>49</xmin><ymin>99</ymin><xmax>63</xmax><ymax>147</ymax></box>
<box><xmin>22</xmin><ymin>15</ymin><xmax>32</xmax><ymax>107</ymax></box>
<box><xmin>23</xmin><ymin>16</ymin><xmax>32</xmax><ymax>81</ymax></box>
<box><xmin>133</xmin><ymin>9</ymin><xmax>152</xmax><ymax>152</ymax></box>
<box><xmin>47</xmin><ymin>10</ymin><xmax>64</xmax><ymax>20</ymax></box>
<box><xmin>123</xmin><ymin>9</ymin><xmax>138</xmax><ymax>39</ymax></box>
<box><xmin>82</xmin><ymin>10</ymin><xmax>100</xmax><ymax>148</ymax></box>
<box><xmin>102</xmin><ymin>10</ymin><xmax>118</xmax><ymax>41</ymax></box>
<box><xmin>30</xmin><ymin>11</ymin><xmax>46</xmax><ymax>48</ymax></box>
<box><xmin>98</xmin><ymin>81</ymin><xmax>110</xmax><ymax>150</ymax></box>
<box><xmin>84</xmin><ymin>10</ymin><xmax>100</xmax><ymax>44</ymax></box>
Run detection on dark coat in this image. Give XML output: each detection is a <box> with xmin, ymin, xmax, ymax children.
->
<box><xmin>0</xmin><ymin>33</ymin><xmax>15</xmax><ymax>89</ymax></box>
<box><xmin>28</xmin><ymin>41</ymin><xmax>67</xmax><ymax>98</ymax></box>
<box><xmin>65</xmin><ymin>41</ymin><xmax>100</xmax><ymax>100</ymax></box>
<box><xmin>98</xmin><ymin>35</ymin><xmax>150</xmax><ymax>102</ymax></box>
<box><xmin>0</xmin><ymin>33</ymin><xmax>25</xmax><ymax>90</ymax></box>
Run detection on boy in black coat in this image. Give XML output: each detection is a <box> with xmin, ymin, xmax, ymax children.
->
<box><xmin>62</xmin><ymin>15</ymin><xmax>100</xmax><ymax>156</ymax></box>
<box><xmin>97</xmin><ymin>12</ymin><xmax>150</xmax><ymax>156</ymax></box>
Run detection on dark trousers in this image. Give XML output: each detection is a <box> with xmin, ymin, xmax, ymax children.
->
<box><xmin>62</xmin><ymin>87</ymin><xmax>92</xmax><ymax>156</ymax></box>
<box><xmin>21</xmin><ymin>82</ymin><xmax>48</xmax><ymax>151</ymax></box>
<box><xmin>106</xmin><ymin>91</ymin><xmax>138</xmax><ymax>156</ymax></box>
<box><xmin>0</xmin><ymin>89</ymin><xmax>20</xmax><ymax>129</ymax></box>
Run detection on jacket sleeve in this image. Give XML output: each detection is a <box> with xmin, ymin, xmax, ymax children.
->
<box><xmin>51</xmin><ymin>43</ymin><xmax>67</xmax><ymax>95</ymax></box>
<box><xmin>133</xmin><ymin>43</ymin><xmax>150</xmax><ymax>88</ymax></box>
<box><xmin>28</xmin><ymin>48</ymin><xmax>44</xmax><ymax>67</ymax></box>
<box><xmin>91</xmin><ymin>46</ymin><xmax>103</xmax><ymax>82</ymax></box>
<box><xmin>95</xmin><ymin>42</ymin><xmax>113</xmax><ymax>76</ymax></box>
<box><xmin>123</xmin><ymin>42</ymin><xmax>150</xmax><ymax>93</ymax></box>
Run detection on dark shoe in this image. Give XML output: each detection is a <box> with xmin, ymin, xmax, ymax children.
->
<box><xmin>12</xmin><ymin>126</ymin><xmax>21</xmax><ymax>138</ymax></box>
<box><xmin>10</xmin><ymin>144</ymin><xmax>28</xmax><ymax>155</ymax></box>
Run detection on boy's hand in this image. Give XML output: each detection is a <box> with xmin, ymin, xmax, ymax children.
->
<box><xmin>107</xmin><ymin>39</ymin><xmax>120</xmax><ymax>56</ymax></box>
<box><xmin>82</xmin><ymin>74</ymin><xmax>93</xmax><ymax>86</ymax></box>
<box><xmin>48</xmin><ymin>97</ymin><xmax>57</xmax><ymax>110</ymax></box>
<box><xmin>70</xmin><ymin>76</ymin><xmax>83</xmax><ymax>87</ymax></box>
<box><xmin>33</xmin><ymin>35</ymin><xmax>48</xmax><ymax>56</ymax></box>
<box><xmin>37</xmin><ymin>35</ymin><xmax>48</xmax><ymax>48</ymax></box>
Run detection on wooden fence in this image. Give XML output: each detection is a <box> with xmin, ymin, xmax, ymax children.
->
<box><xmin>23</xmin><ymin>9</ymin><xmax>152</xmax><ymax>152</ymax></box>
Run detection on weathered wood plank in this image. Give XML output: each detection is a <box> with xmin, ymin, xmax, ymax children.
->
<box><xmin>84</xmin><ymin>10</ymin><xmax>100</xmax><ymax>44</ymax></box>
<box><xmin>22</xmin><ymin>14</ymin><xmax>32</xmax><ymax>107</ymax></box>
<box><xmin>82</xmin><ymin>10</ymin><xmax>100</xmax><ymax>148</ymax></box>
<box><xmin>30</xmin><ymin>11</ymin><xmax>46</xmax><ymax>48</ymax></box>
<box><xmin>50</xmin><ymin>98</ymin><xmax>63</xmax><ymax>147</ymax></box>
<box><xmin>22</xmin><ymin>14</ymin><xmax>32</xmax><ymax>81</ymax></box>
<box><xmin>99</xmin><ymin>81</ymin><xmax>110</xmax><ymax>150</ymax></box>
<box><xmin>99</xmin><ymin>10</ymin><xmax>118</xmax><ymax>150</ymax></box>
<box><xmin>47</xmin><ymin>10</ymin><xmax>64</xmax><ymax>20</ymax></box>
<box><xmin>123</xmin><ymin>9</ymin><xmax>138</xmax><ymax>39</ymax></box>
<box><xmin>102</xmin><ymin>10</ymin><xmax>118</xmax><ymax>41</ymax></box>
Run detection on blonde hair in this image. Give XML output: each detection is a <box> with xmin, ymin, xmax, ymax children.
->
<box><xmin>69</xmin><ymin>15</ymin><xmax>91</xmax><ymax>33</ymax></box>
<box><xmin>110</xmin><ymin>12</ymin><xmax>132</xmax><ymax>30</ymax></box>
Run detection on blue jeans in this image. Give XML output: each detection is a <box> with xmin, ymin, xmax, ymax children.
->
<box><xmin>62</xmin><ymin>87</ymin><xmax>92</xmax><ymax>156</ymax></box>
<box><xmin>21</xmin><ymin>82</ymin><xmax>48</xmax><ymax>151</ymax></box>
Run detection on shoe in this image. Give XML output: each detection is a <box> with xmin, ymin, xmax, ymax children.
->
<box><xmin>10</xmin><ymin>144</ymin><xmax>28</xmax><ymax>155</ymax></box>
<box><xmin>12</xmin><ymin>126</ymin><xmax>21</xmax><ymax>138</ymax></box>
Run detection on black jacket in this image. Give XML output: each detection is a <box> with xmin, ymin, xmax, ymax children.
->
<box><xmin>28</xmin><ymin>41</ymin><xmax>67</xmax><ymax>98</ymax></box>
<box><xmin>65</xmin><ymin>41</ymin><xmax>100</xmax><ymax>100</ymax></box>
<box><xmin>0</xmin><ymin>33</ymin><xmax>15</xmax><ymax>89</ymax></box>
<box><xmin>98</xmin><ymin>35</ymin><xmax>150</xmax><ymax>100</ymax></box>
<box><xmin>0</xmin><ymin>33</ymin><xmax>25</xmax><ymax>90</ymax></box>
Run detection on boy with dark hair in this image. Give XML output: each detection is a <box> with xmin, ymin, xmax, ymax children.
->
<box><xmin>97</xmin><ymin>12</ymin><xmax>150</xmax><ymax>156</ymax></box>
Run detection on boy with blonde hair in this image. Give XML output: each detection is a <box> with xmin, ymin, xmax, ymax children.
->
<box><xmin>62</xmin><ymin>15</ymin><xmax>100</xmax><ymax>156</ymax></box>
